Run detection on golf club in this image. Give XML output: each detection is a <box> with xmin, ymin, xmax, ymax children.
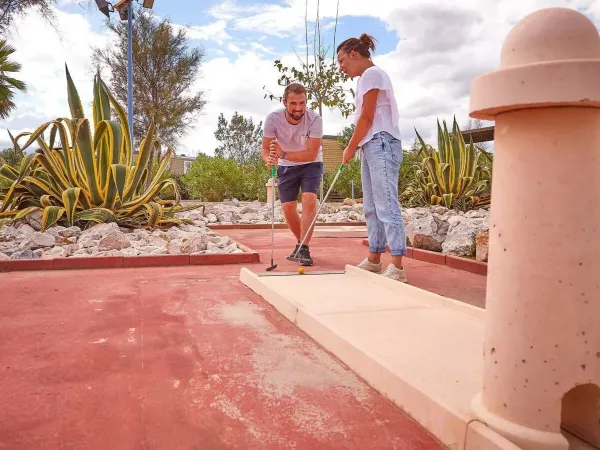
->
<box><xmin>289</xmin><ymin>163</ymin><xmax>344</xmax><ymax>262</ymax></box>
<box><xmin>266</xmin><ymin>164</ymin><xmax>278</xmax><ymax>271</ymax></box>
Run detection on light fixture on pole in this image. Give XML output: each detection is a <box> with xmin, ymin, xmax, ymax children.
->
<box><xmin>94</xmin><ymin>0</ymin><xmax>111</xmax><ymax>18</ymax></box>
<box><xmin>94</xmin><ymin>0</ymin><xmax>156</xmax><ymax>155</ymax></box>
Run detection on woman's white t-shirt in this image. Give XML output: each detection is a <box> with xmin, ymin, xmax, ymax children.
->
<box><xmin>353</xmin><ymin>65</ymin><xmax>401</xmax><ymax>147</ymax></box>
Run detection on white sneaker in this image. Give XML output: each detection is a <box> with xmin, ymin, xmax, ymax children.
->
<box><xmin>381</xmin><ymin>264</ymin><xmax>408</xmax><ymax>283</ymax></box>
<box><xmin>356</xmin><ymin>258</ymin><xmax>382</xmax><ymax>274</ymax></box>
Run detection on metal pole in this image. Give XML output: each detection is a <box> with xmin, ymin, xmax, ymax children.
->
<box><xmin>127</xmin><ymin>4</ymin><xmax>134</xmax><ymax>145</ymax></box>
<box><xmin>351</xmin><ymin>180</ymin><xmax>354</xmax><ymax>199</ymax></box>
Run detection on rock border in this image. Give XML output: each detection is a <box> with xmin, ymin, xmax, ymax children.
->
<box><xmin>361</xmin><ymin>239</ymin><xmax>487</xmax><ymax>276</ymax></box>
<box><xmin>208</xmin><ymin>221</ymin><xmax>366</xmax><ymax>230</ymax></box>
<box><xmin>0</xmin><ymin>239</ymin><xmax>260</xmax><ymax>273</ymax></box>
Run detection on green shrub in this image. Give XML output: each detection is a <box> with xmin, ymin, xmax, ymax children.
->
<box><xmin>327</xmin><ymin>159</ymin><xmax>361</xmax><ymax>199</ymax></box>
<box><xmin>182</xmin><ymin>154</ymin><xmax>243</xmax><ymax>201</ymax></box>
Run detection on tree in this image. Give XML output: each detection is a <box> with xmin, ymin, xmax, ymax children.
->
<box><xmin>214</xmin><ymin>112</ymin><xmax>263</xmax><ymax>164</ymax></box>
<box><xmin>0</xmin><ymin>144</ymin><xmax>23</xmax><ymax>167</ymax></box>
<box><xmin>0</xmin><ymin>0</ymin><xmax>56</xmax><ymax>34</ymax></box>
<box><xmin>92</xmin><ymin>7</ymin><xmax>206</xmax><ymax>174</ymax></box>
<box><xmin>337</xmin><ymin>124</ymin><xmax>354</xmax><ymax>149</ymax></box>
<box><xmin>0</xmin><ymin>40</ymin><xmax>26</xmax><ymax>119</ymax></box>
<box><xmin>263</xmin><ymin>0</ymin><xmax>354</xmax><ymax>119</ymax></box>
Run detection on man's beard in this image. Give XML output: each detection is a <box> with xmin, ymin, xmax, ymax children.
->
<box><xmin>287</xmin><ymin>109</ymin><xmax>304</xmax><ymax>121</ymax></box>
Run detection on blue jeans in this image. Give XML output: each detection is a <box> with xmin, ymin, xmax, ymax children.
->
<box><xmin>361</xmin><ymin>131</ymin><xmax>407</xmax><ymax>256</ymax></box>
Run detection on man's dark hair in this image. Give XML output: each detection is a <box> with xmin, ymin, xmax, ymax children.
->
<box><xmin>283</xmin><ymin>82</ymin><xmax>306</xmax><ymax>100</ymax></box>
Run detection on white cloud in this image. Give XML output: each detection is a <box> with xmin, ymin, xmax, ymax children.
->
<box><xmin>4</xmin><ymin>0</ymin><xmax>600</xmax><ymax>160</ymax></box>
<box><xmin>172</xmin><ymin>20</ymin><xmax>231</xmax><ymax>45</ymax></box>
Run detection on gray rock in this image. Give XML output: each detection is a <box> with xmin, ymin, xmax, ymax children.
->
<box><xmin>98</xmin><ymin>231</ymin><xmax>131</xmax><ymax>251</ymax></box>
<box><xmin>167</xmin><ymin>241</ymin><xmax>182</xmax><ymax>254</ymax></box>
<box><xmin>406</xmin><ymin>215</ymin><xmax>448</xmax><ymax>252</ymax></box>
<box><xmin>20</xmin><ymin>232</ymin><xmax>56</xmax><ymax>250</ymax></box>
<box><xmin>10</xmin><ymin>249</ymin><xmax>37</xmax><ymax>260</ymax></box>
<box><xmin>0</xmin><ymin>252</ymin><xmax>9</xmax><ymax>260</ymax></box>
<box><xmin>25</xmin><ymin>209</ymin><xmax>43</xmax><ymax>231</ymax></box>
<box><xmin>442</xmin><ymin>217</ymin><xmax>487</xmax><ymax>257</ymax></box>
<box><xmin>181</xmin><ymin>234</ymin><xmax>208</xmax><ymax>253</ymax></box>
<box><xmin>476</xmin><ymin>231</ymin><xmax>489</xmax><ymax>262</ymax></box>
<box><xmin>80</xmin><ymin>222</ymin><xmax>120</xmax><ymax>240</ymax></box>
<box><xmin>46</xmin><ymin>246</ymin><xmax>68</xmax><ymax>258</ymax></box>
<box><xmin>59</xmin><ymin>226</ymin><xmax>82</xmax><ymax>238</ymax></box>
<box><xmin>16</xmin><ymin>224</ymin><xmax>36</xmax><ymax>236</ymax></box>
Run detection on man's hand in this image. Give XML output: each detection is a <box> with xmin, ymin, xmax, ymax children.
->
<box><xmin>267</xmin><ymin>150</ymin><xmax>278</xmax><ymax>168</ymax></box>
<box><xmin>269</xmin><ymin>139</ymin><xmax>284</xmax><ymax>158</ymax></box>
<box><xmin>342</xmin><ymin>145</ymin><xmax>357</xmax><ymax>166</ymax></box>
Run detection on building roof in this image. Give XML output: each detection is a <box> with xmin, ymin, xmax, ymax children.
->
<box><xmin>460</xmin><ymin>126</ymin><xmax>494</xmax><ymax>143</ymax></box>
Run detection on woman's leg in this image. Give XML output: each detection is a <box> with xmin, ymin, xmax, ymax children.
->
<box><xmin>356</xmin><ymin>139</ymin><xmax>387</xmax><ymax>272</ymax></box>
<box><xmin>367</xmin><ymin>132</ymin><xmax>407</xmax><ymax>276</ymax></box>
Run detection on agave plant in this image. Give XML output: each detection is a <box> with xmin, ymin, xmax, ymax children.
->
<box><xmin>0</xmin><ymin>65</ymin><xmax>191</xmax><ymax>231</ymax></box>
<box><xmin>406</xmin><ymin>117</ymin><xmax>491</xmax><ymax>210</ymax></box>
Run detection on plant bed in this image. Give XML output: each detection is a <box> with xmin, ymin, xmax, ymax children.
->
<box><xmin>0</xmin><ymin>220</ymin><xmax>259</xmax><ymax>272</ymax></box>
<box><xmin>0</xmin><ymin>239</ymin><xmax>259</xmax><ymax>272</ymax></box>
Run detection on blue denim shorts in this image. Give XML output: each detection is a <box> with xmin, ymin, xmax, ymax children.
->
<box><xmin>277</xmin><ymin>162</ymin><xmax>323</xmax><ymax>203</ymax></box>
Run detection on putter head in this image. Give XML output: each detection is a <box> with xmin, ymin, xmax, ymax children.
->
<box><xmin>266</xmin><ymin>263</ymin><xmax>277</xmax><ymax>271</ymax></box>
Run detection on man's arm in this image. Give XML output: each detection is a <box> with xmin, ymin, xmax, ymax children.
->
<box><xmin>272</xmin><ymin>136</ymin><xmax>321</xmax><ymax>163</ymax></box>
<box><xmin>271</xmin><ymin>115</ymin><xmax>322</xmax><ymax>162</ymax></box>
<box><xmin>261</xmin><ymin>114</ymin><xmax>278</xmax><ymax>167</ymax></box>
<box><xmin>262</xmin><ymin>137</ymin><xmax>276</xmax><ymax>166</ymax></box>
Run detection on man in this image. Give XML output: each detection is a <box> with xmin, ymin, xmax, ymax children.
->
<box><xmin>261</xmin><ymin>82</ymin><xmax>323</xmax><ymax>266</ymax></box>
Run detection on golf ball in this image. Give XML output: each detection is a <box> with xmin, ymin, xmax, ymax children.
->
<box><xmin>298</xmin><ymin>267</ymin><xmax>304</xmax><ymax>274</ymax></box>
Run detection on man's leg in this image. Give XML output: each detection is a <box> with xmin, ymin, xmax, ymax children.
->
<box><xmin>300</xmin><ymin>192</ymin><xmax>317</xmax><ymax>246</ymax></box>
<box><xmin>281</xmin><ymin>201</ymin><xmax>301</xmax><ymax>241</ymax></box>
<box><xmin>293</xmin><ymin>162</ymin><xmax>323</xmax><ymax>266</ymax></box>
<box><xmin>277</xmin><ymin>165</ymin><xmax>302</xmax><ymax>251</ymax></box>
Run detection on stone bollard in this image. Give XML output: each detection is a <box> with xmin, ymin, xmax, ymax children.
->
<box><xmin>469</xmin><ymin>7</ymin><xmax>600</xmax><ymax>450</ymax></box>
<box><xmin>266</xmin><ymin>177</ymin><xmax>275</xmax><ymax>204</ymax></box>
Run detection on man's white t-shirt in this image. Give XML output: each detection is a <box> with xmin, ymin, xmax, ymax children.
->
<box><xmin>353</xmin><ymin>65</ymin><xmax>401</xmax><ymax>147</ymax></box>
<box><xmin>263</xmin><ymin>108</ymin><xmax>323</xmax><ymax>167</ymax></box>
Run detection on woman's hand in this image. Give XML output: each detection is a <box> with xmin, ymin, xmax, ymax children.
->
<box><xmin>342</xmin><ymin>145</ymin><xmax>357</xmax><ymax>166</ymax></box>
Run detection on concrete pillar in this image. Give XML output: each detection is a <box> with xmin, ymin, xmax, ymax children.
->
<box><xmin>468</xmin><ymin>7</ymin><xmax>600</xmax><ymax>450</ymax></box>
<box><xmin>266</xmin><ymin>177</ymin><xmax>275</xmax><ymax>204</ymax></box>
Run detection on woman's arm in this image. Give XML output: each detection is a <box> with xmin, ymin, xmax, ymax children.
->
<box><xmin>343</xmin><ymin>89</ymin><xmax>378</xmax><ymax>164</ymax></box>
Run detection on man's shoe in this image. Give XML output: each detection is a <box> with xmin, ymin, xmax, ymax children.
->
<box><xmin>289</xmin><ymin>243</ymin><xmax>300</xmax><ymax>258</ymax></box>
<box><xmin>381</xmin><ymin>264</ymin><xmax>408</xmax><ymax>283</ymax></box>
<box><xmin>296</xmin><ymin>245</ymin><xmax>313</xmax><ymax>266</ymax></box>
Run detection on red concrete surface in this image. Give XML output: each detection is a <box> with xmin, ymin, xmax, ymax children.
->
<box><xmin>226</xmin><ymin>229</ymin><xmax>487</xmax><ymax>308</ymax></box>
<box><xmin>0</xmin><ymin>267</ymin><xmax>442</xmax><ymax>450</ymax></box>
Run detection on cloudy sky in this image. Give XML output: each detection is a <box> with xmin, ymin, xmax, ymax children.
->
<box><xmin>2</xmin><ymin>0</ymin><xmax>599</xmax><ymax>156</ymax></box>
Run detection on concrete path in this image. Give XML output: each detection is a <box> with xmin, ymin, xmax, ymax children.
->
<box><xmin>225</xmin><ymin>228</ymin><xmax>487</xmax><ymax>308</ymax></box>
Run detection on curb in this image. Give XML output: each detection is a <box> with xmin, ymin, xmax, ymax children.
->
<box><xmin>0</xmin><ymin>240</ymin><xmax>260</xmax><ymax>273</ymax></box>
<box><xmin>209</xmin><ymin>221</ymin><xmax>366</xmax><ymax>230</ymax></box>
<box><xmin>362</xmin><ymin>239</ymin><xmax>487</xmax><ymax>276</ymax></box>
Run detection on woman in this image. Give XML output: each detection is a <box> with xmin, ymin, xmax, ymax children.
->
<box><xmin>337</xmin><ymin>33</ymin><xmax>407</xmax><ymax>282</ymax></box>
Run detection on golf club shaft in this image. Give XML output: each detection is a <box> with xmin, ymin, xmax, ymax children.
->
<box><xmin>293</xmin><ymin>164</ymin><xmax>344</xmax><ymax>258</ymax></box>
<box><xmin>270</xmin><ymin>165</ymin><xmax>276</xmax><ymax>264</ymax></box>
